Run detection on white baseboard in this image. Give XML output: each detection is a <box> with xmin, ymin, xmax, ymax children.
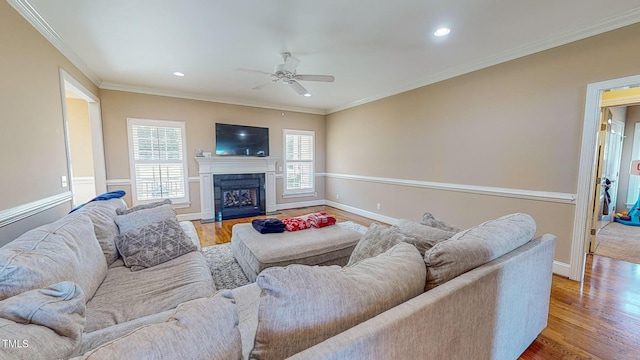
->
<box><xmin>325</xmin><ymin>200</ymin><xmax>398</xmax><ymax>225</ymax></box>
<box><xmin>552</xmin><ymin>261</ymin><xmax>571</xmax><ymax>277</ymax></box>
<box><xmin>276</xmin><ymin>200</ymin><xmax>326</xmax><ymax>211</ymax></box>
<box><xmin>177</xmin><ymin>213</ymin><xmax>204</xmax><ymax>221</ymax></box>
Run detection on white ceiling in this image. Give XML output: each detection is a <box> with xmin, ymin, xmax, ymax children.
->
<box><xmin>13</xmin><ymin>0</ymin><xmax>640</xmax><ymax>114</ymax></box>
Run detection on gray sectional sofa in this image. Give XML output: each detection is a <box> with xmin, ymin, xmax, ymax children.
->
<box><xmin>0</xmin><ymin>198</ymin><xmax>556</xmax><ymax>360</ymax></box>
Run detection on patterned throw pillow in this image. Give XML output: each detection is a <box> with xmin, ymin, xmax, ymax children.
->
<box><xmin>115</xmin><ymin>217</ymin><xmax>197</xmax><ymax>271</ymax></box>
<box><xmin>114</xmin><ymin>204</ymin><xmax>176</xmax><ymax>234</ymax></box>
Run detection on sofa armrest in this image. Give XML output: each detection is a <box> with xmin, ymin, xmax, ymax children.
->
<box><xmin>179</xmin><ymin>221</ymin><xmax>201</xmax><ymax>251</ymax></box>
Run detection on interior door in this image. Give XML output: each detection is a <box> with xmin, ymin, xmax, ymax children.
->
<box><xmin>602</xmin><ymin>117</ymin><xmax>625</xmax><ymax>221</ymax></box>
<box><xmin>588</xmin><ymin>109</ymin><xmax>608</xmax><ymax>253</ymax></box>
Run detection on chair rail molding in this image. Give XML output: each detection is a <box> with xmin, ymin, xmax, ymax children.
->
<box><xmin>0</xmin><ymin>192</ymin><xmax>73</xmax><ymax>228</ymax></box>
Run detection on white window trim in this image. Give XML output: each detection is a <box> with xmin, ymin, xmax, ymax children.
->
<box><xmin>283</xmin><ymin>129</ymin><xmax>315</xmax><ymax>197</ymax></box>
<box><xmin>126</xmin><ymin>118</ymin><xmax>190</xmax><ymax>206</ymax></box>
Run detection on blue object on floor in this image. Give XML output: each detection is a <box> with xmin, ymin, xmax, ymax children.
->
<box><xmin>69</xmin><ymin>190</ymin><xmax>126</xmax><ymax>213</ymax></box>
<box><xmin>614</xmin><ymin>192</ymin><xmax>640</xmax><ymax>226</ymax></box>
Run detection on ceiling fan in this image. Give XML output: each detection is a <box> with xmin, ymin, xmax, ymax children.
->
<box><xmin>238</xmin><ymin>52</ymin><xmax>334</xmax><ymax>96</ymax></box>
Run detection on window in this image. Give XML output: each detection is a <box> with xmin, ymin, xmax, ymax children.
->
<box><xmin>127</xmin><ymin>118</ymin><xmax>189</xmax><ymax>205</ymax></box>
<box><xmin>283</xmin><ymin>129</ymin><xmax>315</xmax><ymax>197</ymax></box>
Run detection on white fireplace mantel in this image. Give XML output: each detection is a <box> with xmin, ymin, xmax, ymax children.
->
<box><xmin>196</xmin><ymin>156</ymin><xmax>279</xmax><ymax>220</ymax></box>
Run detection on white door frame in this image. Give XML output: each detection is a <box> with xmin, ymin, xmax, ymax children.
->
<box><xmin>571</xmin><ymin>74</ymin><xmax>640</xmax><ymax>281</ymax></box>
<box><xmin>59</xmin><ymin>69</ymin><xmax>107</xmax><ymax>205</ymax></box>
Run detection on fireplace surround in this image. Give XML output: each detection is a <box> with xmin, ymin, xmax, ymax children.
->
<box><xmin>196</xmin><ymin>156</ymin><xmax>278</xmax><ymax>221</ymax></box>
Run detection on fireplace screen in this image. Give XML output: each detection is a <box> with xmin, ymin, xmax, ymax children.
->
<box><xmin>223</xmin><ymin>189</ymin><xmax>257</xmax><ymax>208</ymax></box>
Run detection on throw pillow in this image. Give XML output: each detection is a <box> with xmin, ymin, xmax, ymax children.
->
<box><xmin>395</xmin><ymin>219</ymin><xmax>456</xmax><ymax>256</ymax></box>
<box><xmin>250</xmin><ymin>242</ymin><xmax>425</xmax><ymax>360</ymax></box>
<box><xmin>420</xmin><ymin>212</ymin><xmax>462</xmax><ymax>232</ymax></box>
<box><xmin>114</xmin><ymin>203</ymin><xmax>176</xmax><ymax>234</ymax></box>
<box><xmin>77</xmin><ymin>291</ymin><xmax>242</xmax><ymax>360</ymax></box>
<box><xmin>424</xmin><ymin>212</ymin><xmax>536</xmax><ymax>290</ymax></box>
<box><xmin>346</xmin><ymin>223</ymin><xmax>414</xmax><ymax>266</ymax></box>
<box><xmin>115</xmin><ymin>217</ymin><xmax>197</xmax><ymax>271</ymax></box>
<box><xmin>0</xmin><ymin>281</ymin><xmax>85</xmax><ymax>359</ymax></box>
<box><xmin>116</xmin><ymin>199</ymin><xmax>172</xmax><ymax>216</ymax></box>
<box><xmin>75</xmin><ymin>198</ymin><xmax>128</xmax><ymax>265</ymax></box>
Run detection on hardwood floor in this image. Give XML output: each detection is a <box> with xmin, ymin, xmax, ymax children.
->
<box><xmin>192</xmin><ymin>207</ymin><xmax>640</xmax><ymax>359</ymax></box>
<box><xmin>521</xmin><ymin>255</ymin><xmax>640</xmax><ymax>359</ymax></box>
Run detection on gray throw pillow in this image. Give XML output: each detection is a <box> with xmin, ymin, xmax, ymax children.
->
<box><xmin>115</xmin><ymin>203</ymin><xmax>176</xmax><ymax>234</ymax></box>
<box><xmin>114</xmin><ymin>217</ymin><xmax>197</xmax><ymax>271</ymax></box>
<box><xmin>116</xmin><ymin>199</ymin><xmax>172</xmax><ymax>216</ymax></box>
<box><xmin>424</xmin><ymin>212</ymin><xmax>536</xmax><ymax>290</ymax></box>
<box><xmin>420</xmin><ymin>212</ymin><xmax>462</xmax><ymax>232</ymax></box>
<box><xmin>395</xmin><ymin>219</ymin><xmax>456</xmax><ymax>256</ymax></box>
<box><xmin>75</xmin><ymin>198</ymin><xmax>127</xmax><ymax>265</ymax></box>
<box><xmin>251</xmin><ymin>242</ymin><xmax>425</xmax><ymax>360</ymax></box>
<box><xmin>346</xmin><ymin>223</ymin><xmax>415</xmax><ymax>266</ymax></box>
<box><xmin>0</xmin><ymin>281</ymin><xmax>85</xmax><ymax>359</ymax></box>
<box><xmin>78</xmin><ymin>291</ymin><xmax>242</xmax><ymax>360</ymax></box>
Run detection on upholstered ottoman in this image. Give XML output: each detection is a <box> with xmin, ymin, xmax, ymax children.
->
<box><xmin>231</xmin><ymin>223</ymin><xmax>362</xmax><ymax>282</ymax></box>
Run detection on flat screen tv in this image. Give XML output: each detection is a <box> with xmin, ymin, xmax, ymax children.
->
<box><xmin>215</xmin><ymin>123</ymin><xmax>269</xmax><ymax>156</ymax></box>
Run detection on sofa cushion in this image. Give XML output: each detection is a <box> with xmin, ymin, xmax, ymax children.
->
<box><xmin>114</xmin><ymin>217</ymin><xmax>197</xmax><ymax>271</ymax></box>
<box><xmin>420</xmin><ymin>212</ymin><xmax>462</xmax><ymax>232</ymax></box>
<box><xmin>0</xmin><ymin>281</ymin><xmax>85</xmax><ymax>359</ymax></box>
<box><xmin>77</xmin><ymin>291</ymin><xmax>241</xmax><ymax>360</ymax></box>
<box><xmin>251</xmin><ymin>242</ymin><xmax>425</xmax><ymax>360</ymax></box>
<box><xmin>80</xmin><ymin>309</ymin><xmax>174</xmax><ymax>355</ymax></box>
<box><xmin>84</xmin><ymin>251</ymin><xmax>215</xmax><ymax>332</ymax></box>
<box><xmin>395</xmin><ymin>219</ymin><xmax>456</xmax><ymax>256</ymax></box>
<box><xmin>0</xmin><ymin>214</ymin><xmax>107</xmax><ymax>301</ymax></box>
<box><xmin>115</xmin><ymin>199</ymin><xmax>171</xmax><ymax>216</ymax></box>
<box><xmin>74</xmin><ymin>198</ymin><xmax>127</xmax><ymax>265</ymax></box>
<box><xmin>346</xmin><ymin>223</ymin><xmax>413</xmax><ymax>265</ymax></box>
<box><xmin>424</xmin><ymin>212</ymin><xmax>536</xmax><ymax>290</ymax></box>
<box><xmin>114</xmin><ymin>204</ymin><xmax>176</xmax><ymax>234</ymax></box>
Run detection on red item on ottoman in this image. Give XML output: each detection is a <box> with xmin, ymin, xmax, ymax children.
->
<box><xmin>308</xmin><ymin>212</ymin><xmax>337</xmax><ymax>228</ymax></box>
<box><xmin>282</xmin><ymin>217</ymin><xmax>312</xmax><ymax>232</ymax></box>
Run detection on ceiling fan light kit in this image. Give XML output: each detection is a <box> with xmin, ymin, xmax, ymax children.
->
<box><xmin>240</xmin><ymin>52</ymin><xmax>334</xmax><ymax>96</ymax></box>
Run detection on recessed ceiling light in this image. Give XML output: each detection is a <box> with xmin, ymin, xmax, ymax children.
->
<box><xmin>173</xmin><ymin>71</ymin><xmax>185</xmax><ymax>77</ymax></box>
<box><xmin>304</xmin><ymin>93</ymin><xmax>311</xmax><ymax>97</ymax></box>
<box><xmin>434</xmin><ymin>27</ymin><xmax>451</xmax><ymax>37</ymax></box>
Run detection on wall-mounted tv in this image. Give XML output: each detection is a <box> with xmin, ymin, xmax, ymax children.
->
<box><xmin>215</xmin><ymin>123</ymin><xmax>269</xmax><ymax>157</ymax></box>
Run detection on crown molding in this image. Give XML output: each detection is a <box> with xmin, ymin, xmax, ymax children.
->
<box><xmin>99</xmin><ymin>82</ymin><xmax>327</xmax><ymax>115</ymax></box>
<box><xmin>327</xmin><ymin>7</ymin><xmax>640</xmax><ymax>114</ymax></box>
<box><xmin>8</xmin><ymin>0</ymin><xmax>102</xmax><ymax>86</ymax></box>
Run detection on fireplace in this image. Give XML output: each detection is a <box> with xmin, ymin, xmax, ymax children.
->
<box><xmin>195</xmin><ymin>156</ymin><xmax>277</xmax><ymax>222</ymax></box>
<box><xmin>214</xmin><ymin>173</ymin><xmax>265</xmax><ymax>220</ymax></box>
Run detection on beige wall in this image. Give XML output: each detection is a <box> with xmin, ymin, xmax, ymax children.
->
<box><xmin>326</xmin><ymin>23</ymin><xmax>640</xmax><ymax>265</ymax></box>
<box><xmin>66</xmin><ymin>98</ymin><xmax>95</xmax><ymax>177</ymax></box>
<box><xmin>0</xmin><ymin>1</ymin><xmax>98</xmax><ymax>243</ymax></box>
<box><xmin>617</xmin><ymin>105</ymin><xmax>640</xmax><ymax>211</ymax></box>
<box><xmin>99</xmin><ymin>90</ymin><xmax>326</xmax><ymax>214</ymax></box>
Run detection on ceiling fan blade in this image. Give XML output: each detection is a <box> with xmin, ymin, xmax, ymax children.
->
<box><xmin>252</xmin><ymin>82</ymin><xmax>271</xmax><ymax>90</ymax></box>
<box><xmin>237</xmin><ymin>68</ymin><xmax>273</xmax><ymax>76</ymax></box>
<box><xmin>282</xmin><ymin>55</ymin><xmax>300</xmax><ymax>73</ymax></box>
<box><xmin>295</xmin><ymin>74</ymin><xmax>335</xmax><ymax>82</ymax></box>
<box><xmin>289</xmin><ymin>80</ymin><xmax>309</xmax><ymax>96</ymax></box>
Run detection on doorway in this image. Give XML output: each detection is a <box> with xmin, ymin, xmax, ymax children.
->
<box><xmin>573</xmin><ymin>75</ymin><xmax>640</xmax><ymax>281</ymax></box>
<box><xmin>59</xmin><ymin>70</ymin><xmax>107</xmax><ymax>207</ymax></box>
